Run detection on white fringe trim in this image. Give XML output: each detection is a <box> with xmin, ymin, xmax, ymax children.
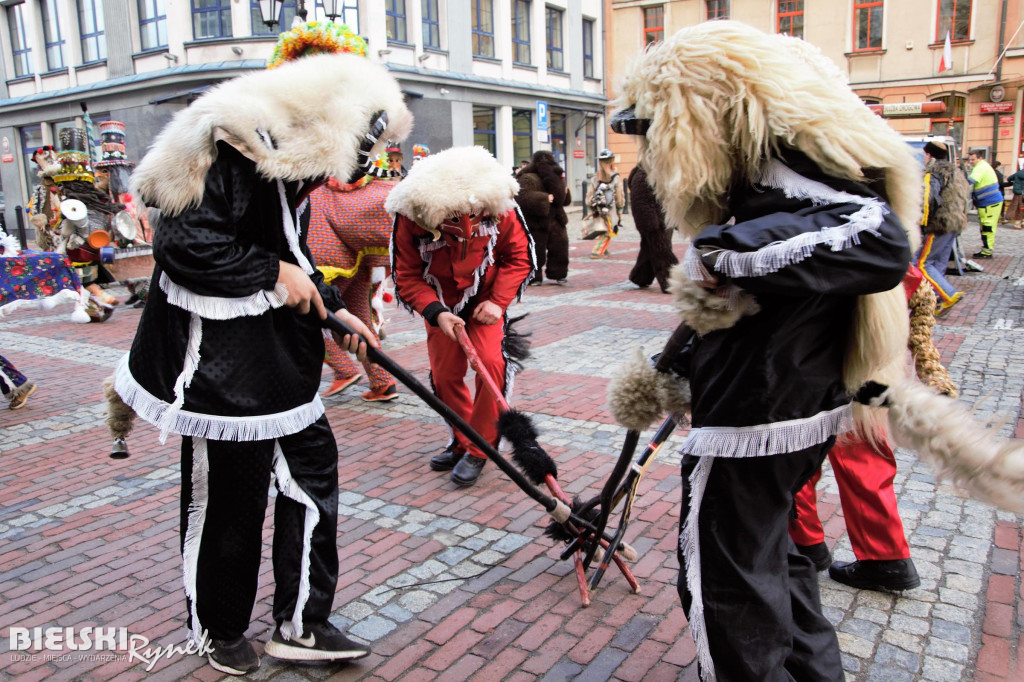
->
<box><xmin>707</xmin><ymin>160</ymin><xmax>887</xmax><ymax>280</ymax></box>
<box><xmin>183</xmin><ymin>437</ymin><xmax>210</xmax><ymax>647</ymax></box>
<box><xmin>160</xmin><ymin>272</ymin><xmax>288</xmax><ymax>320</ymax></box>
<box><xmin>277</xmin><ymin>179</ymin><xmax>315</xmax><ymax>275</ymax></box>
<box><xmin>513</xmin><ymin>206</ymin><xmax>538</xmax><ymax>302</ymax></box>
<box><xmin>680</xmin><ymin>404</ymin><xmax>852</xmax><ymax>459</ymax></box>
<box><xmin>682</xmin><ymin>246</ymin><xmax>714</xmax><ymax>283</ymax></box>
<box><xmin>159</xmin><ymin>314</ymin><xmax>204</xmax><ymax>442</ymax></box>
<box><xmin>113</xmin><ymin>353</ymin><xmax>325</xmax><ymax>443</ymax></box>
<box><xmin>273</xmin><ymin>442</ymin><xmax>320</xmax><ymax>641</ymax></box>
<box><xmin>0</xmin><ymin>288</ymin><xmax>81</xmax><ymax>318</ymax></box>
<box><xmin>680</xmin><ymin>456</ymin><xmax>716</xmax><ymax>681</ymax></box>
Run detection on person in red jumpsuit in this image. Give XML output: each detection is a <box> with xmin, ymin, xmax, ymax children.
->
<box><xmin>387</xmin><ymin>146</ymin><xmax>536</xmax><ymax>487</ymax></box>
<box><xmin>790</xmin><ymin>265</ymin><xmax>957</xmax><ymax>591</ymax></box>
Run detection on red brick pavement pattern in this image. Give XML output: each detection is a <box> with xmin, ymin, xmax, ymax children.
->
<box><xmin>0</xmin><ymin>233</ymin><xmax>1019</xmax><ymax>681</ymax></box>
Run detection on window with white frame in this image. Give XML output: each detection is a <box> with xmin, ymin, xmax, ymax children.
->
<box><xmin>138</xmin><ymin>0</ymin><xmax>168</xmax><ymax>50</ymax></box>
<box><xmin>422</xmin><ymin>0</ymin><xmax>440</xmax><ymax>49</ymax></box>
<box><xmin>78</xmin><ymin>0</ymin><xmax>106</xmax><ymax>63</ymax></box>
<box><xmin>41</xmin><ymin>0</ymin><xmax>66</xmax><ymax>70</ymax></box>
<box><xmin>7</xmin><ymin>4</ymin><xmax>33</xmax><ymax>77</ymax></box>
<box><xmin>546</xmin><ymin>6</ymin><xmax>563</xmax><ymax>72</ymax></box>
<box><xmin>512</xmin><ymin>0</ymin><xmax>530</xmax><ymax>64</ymax></box>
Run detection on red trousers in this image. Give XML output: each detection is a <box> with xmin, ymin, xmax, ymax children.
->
<box><xmin>426</xmin><ymin>320</ymin><xmax>507</xmax><ymax>461</ymax></box>
<box><xmin>789</xmin><ymin>436</ymin><xmax>910</xmax><ymax>561</ymax></box>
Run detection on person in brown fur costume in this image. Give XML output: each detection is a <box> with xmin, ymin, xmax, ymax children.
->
<box><xmin>627</xmin><ymin>165</ymin><xmax>677</xmax><ymax>293</ymax></box>
<box><xmin>515</xmin><ymin>150</ymin><xmax>571</xmax><ymax>284</ymax></box>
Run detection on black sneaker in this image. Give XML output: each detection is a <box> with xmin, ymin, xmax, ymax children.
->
<box><xmin>429</xmin><ymin>446</ymin><xmax>464</xmax><ymax>471</ymax></box>
<box><xmin>972</xmin><ymin>251</ymin><xmax>994</xmax><ymax>259</ymax></box>
<box><xmin>795</xmin><ymin>542</ymin><xmax>832</xmax><ymax>572</ymax></box>
<box><xmin>829</xmin><ymin>558</ymin><xmax>920</xmax><ymax>592</ymax></box>
<box><xmin>208</xmin><ymin>636</ymin><xmax>260</xmax><ymax>676</ymax></box>
<box><xmin>264</xmin><ymin>621</ymin><xmax>369</xmax><ymax>662</ymax></box>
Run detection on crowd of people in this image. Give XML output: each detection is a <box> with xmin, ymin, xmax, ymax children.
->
<box><xmin>5</xmin><ymin>16</ymin><xmax>1021</xmax><ymax>682</ymax></box>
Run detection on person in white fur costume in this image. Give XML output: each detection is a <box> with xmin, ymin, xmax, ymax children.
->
<box><xmin>608</xmin><ymin>22</ymin><xmax>922</xmax><ymax>680</ymax></box>
<box><xmin>113</xmin><ymin>53</ymin><xmax>412</xmax><ymax>674</ymax></box>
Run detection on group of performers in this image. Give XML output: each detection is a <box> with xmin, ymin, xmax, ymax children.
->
<box><xmin>97</xmin><ymin>17</ymin><xmax>1024</xmax><ymax>681</ymax></box>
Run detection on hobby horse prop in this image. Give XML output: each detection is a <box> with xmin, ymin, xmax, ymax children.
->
<box><xmin>453</xmin><ymin>326</ymin><xmax>639</xmax><ymax>605</ymax></box>
<box><xmin>555</xmin><ymin>321</ymin><xmax>694</xmax><ymax>573</ymax></box>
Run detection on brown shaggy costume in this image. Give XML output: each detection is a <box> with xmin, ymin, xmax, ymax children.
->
<box><xmin>515</xmin><ymin>150</ymin><xmax>571</xmax><ymax>283</ymax></box>
<box><xmin>627</xmin><ymin>166</ymin><xmax>677</xmax><ymax>292</ymax></box>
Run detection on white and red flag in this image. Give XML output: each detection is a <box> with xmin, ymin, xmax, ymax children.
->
<box><xmin>939</xmin><ymin>31</ymin><xmax>953</xmax><ymax>73</ymax></box>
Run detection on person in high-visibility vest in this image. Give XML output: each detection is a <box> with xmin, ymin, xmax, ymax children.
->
<box><xmin>967</xmin><ymin>151</ymin><xmax>1004</xmax><ymax>258</ymax></box>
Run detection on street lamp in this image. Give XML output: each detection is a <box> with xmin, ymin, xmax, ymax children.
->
<box><xmin>322</xmin><ymin>0</ymin><xmax>341</xmax><ymax>21</ymax></box>
<box><xmin>257</xmin><ymin>0</ymin><xmax>281</xmax><ymax>29</ymax></box>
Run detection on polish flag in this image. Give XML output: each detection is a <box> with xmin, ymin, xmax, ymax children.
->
<box><xmin>938</xmin><ymin>31</ymin><xmax>953</xmax><ymax>73</ymax></box>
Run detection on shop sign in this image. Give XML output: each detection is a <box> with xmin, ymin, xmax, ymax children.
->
<box><xmin>1000</xmin><ymin>115</ymin><xmax>1015</xmax><ymax>125</ymax></box>
<box><xmin>1</xmin><ymin>153</ymin><xmax>14</xmax><ymax>163</ymax></box>
<box><xmin>990</xmin><ymin>85</ymin><xmax>1006</xmax><ymax>103</ymax></box>
<box><xmin>1001</xmin><ymin>128</ymin><xmax>1012</xmax><ymax>138</ymax></box>
<box><xmin>573</xmin><ymin>149</ymin><xmax>585</xmax><ymax>159</ymax></box>
<box><xmin>980</xmin><ymin>102</ymin><xmax>1014</xmax><ymax>114</ymax></box>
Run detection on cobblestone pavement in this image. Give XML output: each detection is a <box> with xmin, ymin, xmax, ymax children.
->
<box><xmin>1</xmin><ymin>211</ymin><xmax>1023</xmax><ymax>681</ymax></box>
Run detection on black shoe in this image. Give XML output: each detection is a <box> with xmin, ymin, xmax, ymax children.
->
<box><xmin>264</xmin><ymin>621</ymin><xmax>369</xmax><ymax>662</ymax></box>
<box><xmin>972</xmin><ymin>251</ymin><xmax>994</xmax><ymax>259</ymax></box>
<box><xmin>795</xmin><ymin>542</ymin><xmax>832</xmax><ymax>572</ymax></box>
<box><xmin>429</xmin><ymin>446</ymin><xmax>463</xmax><ymax>471</ymax></box>
<box><xmin>828</xmin><ymin>558</ymin><xmax>920</xmax><ymax>592</ymax></box>
<box><xmin>528</xmin><ymin>277</ymin><xmax>544</xmax><ymax>286</ymax></box>
<box><xmin>208</xmin><ymin>636</ymin><xmax>260</xmax><ymax>676</ymax></box>
<box><xmin>451</xmin><ymin>454</ymin><xmax>486</xmax><ymax>487</ymax></box>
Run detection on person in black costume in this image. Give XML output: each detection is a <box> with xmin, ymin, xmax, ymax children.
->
<box><xmin>610</xmin><ymin>22</ymin><xmax>922</xmax><ymax>681</ymax></box>
<box><xmin>112</xmin><ymin>53</ymin><xmax>412</xmax><ymax>675</ymax></box>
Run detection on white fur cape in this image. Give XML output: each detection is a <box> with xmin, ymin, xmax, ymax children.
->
<box><xmin>385</xmin><ymin>146</ymin><xmax>519</xmax><ymax>229</ymax></box>
<box><xmin>132</xmin><ymin>53</ymin><xmax>413</xmax><ymax>217</ymax></box>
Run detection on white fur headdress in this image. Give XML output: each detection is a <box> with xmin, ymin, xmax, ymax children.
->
<box><xmin>132</xmin><ymin>53</ymin><xmax>413</xmax><ymax>216</ymax></box>
<box><xmin>613</xmin><ymin>22</ymin><xmax>922</xmax><ymax>414</ymax></box>
<box><xmin>385</xmin><ymin>146</ymin><xmax>519</xmax><ymax>229</ymax></box>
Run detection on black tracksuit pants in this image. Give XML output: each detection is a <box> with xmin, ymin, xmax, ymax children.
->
<box><xmin>677</xmin><ymin>440</ymin><xmax>844</xmax><ymax>681</ymax></box>
<box><xmin>180</xmin><ymin>415</ymin><xmax>339</xmax><ymax>641</ymax></box>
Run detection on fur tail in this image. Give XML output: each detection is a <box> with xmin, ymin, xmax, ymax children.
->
<box><xmin>607</xmin><ymin>348</ymin><xmax>692</xmax><ymax>431</ymax></box>
<box><xmin>103</xmin><ymin>375</ymin><xmax>137</xmax><ymax>441</ymax></box>
<box><xmin>498</xmin><ymin>410</ymin><xmax>557</xmax><ymax>484</ymax></box>
<box><xmin>861</xmin><ymin>379</ymin><xmax>1024</xmax><ymax>513</ymax></box>
<box><xmin>502</xmin><ymin>314</ymin><xmax>532</xmax><ymax>371</ymax></box>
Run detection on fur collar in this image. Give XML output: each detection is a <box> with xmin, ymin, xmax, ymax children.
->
<box><xmin>132</xmin><ymin>53</ymin><xmax>413</xmax><ymax>217</ymax></box>
<box><xmin>385</xmin><ymin>146</ymin><xmax>519</xmax><ymax>229</ymax></box>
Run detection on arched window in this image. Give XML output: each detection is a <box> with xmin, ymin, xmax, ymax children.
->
<box><xmin>930</xmin><ymin>93</ymin><xmax>966</xmax><ymax>145</ymax></box>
